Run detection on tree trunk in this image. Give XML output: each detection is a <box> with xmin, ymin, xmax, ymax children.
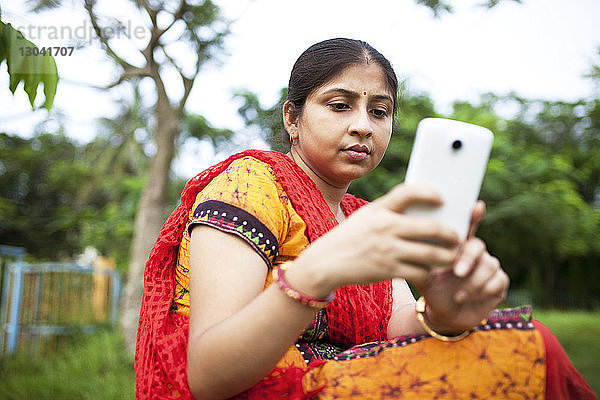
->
<box><xmin>120</xmin><ymin>100</ymin><xmax>179</xmax><ymax>355</ymax></box>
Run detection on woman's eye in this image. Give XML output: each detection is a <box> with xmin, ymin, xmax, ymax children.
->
<box><xmin>371</xmin><ymin>108</ymin><xmax>388</xmax><ymax>118</ymax></box>
<box><xmin>329</xmin><ymin>103</ymin><xmax>350</xmax><ymax>111</ymax></box>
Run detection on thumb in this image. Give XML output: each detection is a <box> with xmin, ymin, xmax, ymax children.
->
<box><xmin>467</xmin><ymin>200</ymin><xmax>486</xmax><ymax>238</ymax></box>
<box><xmin>375</xmin><ymin>183</ymin><xmax>443</xmax><ymax>214</ymax></box>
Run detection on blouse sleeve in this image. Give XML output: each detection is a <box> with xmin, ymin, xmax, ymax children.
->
<box><xmin>187</xmin><ymin>156</ymin><xmax>289</xmax><ymax>268</ymax></box>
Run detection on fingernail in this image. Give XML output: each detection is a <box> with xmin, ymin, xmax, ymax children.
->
<box><xmin>454</xmin><ymin>260</ymin><xmax>469</xmax><ymax>277</ymax></box>
<box><xmin>454</xmin><ymin>290</ymin><xmax>467</xmax><ymax>303</ymax></box>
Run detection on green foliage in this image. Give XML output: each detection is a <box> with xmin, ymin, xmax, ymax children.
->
<box><xmin>534</xmin><ymin>310</ymin><xmax>600</xmax><ymax>395</ymax></box>
<box><xmin>415</xmin><ymin>0</ymin><xmax>522</xmax><ymax>17</ymax></box>
<box><xmin>415</xmin><ymin>0</ymin><xmax>453</xmax><ymax>16</ymax></box>
<box><xmin>0</xmin><ymin>127</ymin><xmax>189</xmax><ymax>268</ymax></box>
<box><xmin>0</xmin><ymin>131</ymin><xmax>133</xmax><ymax>265</ymax></box>
<box><xmin>180</xmin><ymin>0</ymin><xmax>230</xmax><ymax>63</ymax></box>
<box><xmin>91</xmin><ymin>84</ymin><xmax>151</xmax><ymax>179</ymax></box>
<box><xmin>374</xmin><ymin>89</ymin><xmax>600</xmax><ymax>308</ymax></box>
<box><xmin>463</xmin><ymin>94</ymin><xmax>600</xmax><ymax>307</ymax></box>
<box><xmin>0</xmin><ymin>329</ymin><xmax>135</xmax><ymax>400</ymax></box>
<box><xmin>234</xmin><ymin>88</ymin><xmax>288</xmax><ymax>152</ymax></box>
<box><xmin>0</xmin><ymin>17</ymin><xmax>58</xmax><ymax>109</ymax></box>
<box><xmin>0</xmin><ymin>132</ymin><xmax>91</xmax><ymax>260</ymax></box>
<box><xmin>26</xmin><ymin>0</ymin><xmax>61</xmax><ymax>12</ymax></box>
<box><xmin>0</xmin><ymin>76</ymin><xmax>220</xmax><ymax>268</ymax></box>
<box><xmin>182</xmin><ymin>112</ymin><xmax>234</xmax><ymax>150</ymax></box>
<box><xmin>484</xmin><ymin>0</ymin><xmax>523</xmax><ymax>7</ymax></box>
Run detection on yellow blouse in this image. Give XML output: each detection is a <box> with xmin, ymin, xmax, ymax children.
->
<box><xmin>172</xmin><ymin>156</ymin><xmax>310</xmax><ymax>316</ymax></box>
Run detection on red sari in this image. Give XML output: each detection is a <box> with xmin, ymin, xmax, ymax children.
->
<box><xmin>134</xmin><ymin>150</ymin><xmax>597</xmax><ymax>399</ymax></box>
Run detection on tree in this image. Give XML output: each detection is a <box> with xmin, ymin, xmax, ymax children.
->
<box><xmin>10</xmin><ymin>0</ymin><xmax>232</xmax><ymax>353</ymax></box>
<box><xmin>0</xmin><ymin>85</ymin><xmax>189</xmax><ymax>271</ymax></box>
<box><xmin>235</xmin><ymin>88</ymin><xmax>287</xmax><ymax>152</ymax></box>
<box><xmin>415</xmin><ymin>0</ymin><xmax>523</xmax><ymax>17</ymax></box>
<box><xmin>467</xmin><ymin>94</ymin><xmax>600</xmax><ymax>307</ymax></box>
<box><xmin>0</xmin><ymin>130</ymin><xmax>138</xmax><ymax>262</ymax></box>
<box><xmin>77</xmin><ymin>0</ymin><xmax>230</xmax><ymax>354</ymax></box>
<box><xmin>77</xmin><ymin>84</ymin><xmax>155</xmax><ymax>268</ymax></box>
<box><xmin>0</xmin><ymin>131</ymin><xmax>92</xmax><ymax>259</ymax></box>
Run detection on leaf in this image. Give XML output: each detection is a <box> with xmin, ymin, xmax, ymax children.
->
<box><xmin>415</xmin><ymin>0</ymin><xmax>453</xmax><ymax>17</ymax></box>
<box><xmin>0</xmin><ymin>20</ymin><xmax>59</xmax><ymax>110</ymax></box>
<box><xmin>182</xmin><ymin>112</ymin><xmax>233</xmax><ymax>149</ymax></box>
<box><xmin>26</xmin><ymin>0</ymin><xmax>61</xmax><ymax>13</ymax></box>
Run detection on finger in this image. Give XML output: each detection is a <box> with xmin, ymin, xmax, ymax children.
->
<box><xmin>375</xmin><ymin>183</ymin><xmax>443</xmax><ymax>214</ymax></box>
<box><xmin>453</xmin><ymin>237</ymin><xmax>486</xmax><ymax>278</ymax></box>
<box><xmin>454</xmin><ymin>253</ymin><xmax>499</xmax><ymax>303</ymax></box>
<box><xmin>467</xmin><ymin>201</ymin><xmax>486</xmax><ymax>239</ymax></box>
<box><xmin>386</xmin><ymin>212</ymin><xmax>460</xmax><ymax>248</ymax></box>
<box><xmin>394</xmin><ymin>263</ymin><xmax>431</xmax><ymax>287</ymax></box>
<box><xmin>393</xmin><ymin>239</ymin><xmax>459</xmax><ymax>269</ymax></box>
<box><xmin>480</xmin><ymin>263</ymin><xmax>509</xmax><ymax>300</ymax></box>
<box><xmin>459</xmin><ymin>264</ymin><xmax>509</xmax><ymax>308</ymax></box>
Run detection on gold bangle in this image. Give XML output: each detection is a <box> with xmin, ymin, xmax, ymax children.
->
<box><xmin>415</xmin><ymin>296</ymin><xmax>471</xmax><ymax>342</ymax></box>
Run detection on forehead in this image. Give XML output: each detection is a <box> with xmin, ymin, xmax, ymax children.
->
<box><xmin>311</xmin><ymin>63</ymin><xmax>393</xmax><ymax>98</ymax></box>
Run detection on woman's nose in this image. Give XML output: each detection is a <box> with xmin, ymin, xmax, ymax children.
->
<box><xmin>349</xmin><ymin>110</ymin><xmax>372</xmax><ymax>137</ymax></box>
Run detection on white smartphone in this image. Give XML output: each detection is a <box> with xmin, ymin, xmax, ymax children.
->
<box><xmin>404</xmin><ymin>118</ymin><xmax>494</xmax><ymax>240</ymax></box>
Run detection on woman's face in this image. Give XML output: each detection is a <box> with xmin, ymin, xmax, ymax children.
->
<box><xmin>287</xmin><ymin>63</ymin><xmax>394</xmax><ymax>189</ymax></box>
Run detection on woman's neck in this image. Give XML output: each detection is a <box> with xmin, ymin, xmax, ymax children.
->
<box><xmin>286</xmin><ymin>150</ymin><xmax>348</xmax><ymax>222</ymax></box>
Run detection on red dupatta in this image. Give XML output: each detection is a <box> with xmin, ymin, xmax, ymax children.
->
<box><xmin>134</xmin><ymin>149</ymin><xmax>393</xmax><ymax>399</ymax></box>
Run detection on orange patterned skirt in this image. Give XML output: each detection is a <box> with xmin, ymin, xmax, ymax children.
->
<box><xmin>259</xmin><ymin>305</ymin><xmax>597</xmax><ymax>400</ymax></box>
<box><xmin>302</xmin><ymin>328</ymin><xmax>545</xmax><ymax>399</ymax></box>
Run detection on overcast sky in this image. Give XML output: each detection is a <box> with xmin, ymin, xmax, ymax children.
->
<box><xmin>1</xmin><ymin>0</ymin><xmax>599</xmax><ymax>177</ymax></box>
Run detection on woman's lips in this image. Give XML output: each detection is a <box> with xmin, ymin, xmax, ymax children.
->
<box><xmin>342</xmin><ymin>149</ymin><xmax>369</xmax><ymax>161</ymax></box>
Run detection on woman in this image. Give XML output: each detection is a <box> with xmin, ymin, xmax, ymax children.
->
<box><xmin>135</xmin><ymin>38</ymin><xmax>596</xmax><ymax>399</ymax></box>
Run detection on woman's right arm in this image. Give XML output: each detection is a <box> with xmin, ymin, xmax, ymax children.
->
<box><xmin>186</xmin><ymin>225</ymin><xmax>330</xmax><ymax>399</ymax></box>
<box><xmin>187</xmin><ymin>184</ymin><xmax>461</xmax><ymax>398</ymax></box>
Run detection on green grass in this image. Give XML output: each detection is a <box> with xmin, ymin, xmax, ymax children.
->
<box><xmin>0</xmin><ymin>329</ymin><xmax>135</xmax><ymax>400</ymax></box>
<box><xmin>534</xmin><ymin>309</ymin><xmax>600</xmax><ymax>397</ymax></box>
<box><xmin>0</xmin><ymin>311</ymin><xmax>597</xmax><ymax>398</ymax></box>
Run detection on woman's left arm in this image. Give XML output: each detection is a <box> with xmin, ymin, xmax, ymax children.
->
<box><xmin>387</xmin><ymin>201</ymin><xmax>510</xmax><ymax>338</ymax></box>
<box><xmin>386</xmin><ymin>278</ymin><xmax>423</xmax><ymax>339</ymax></box>
<box><xmin>417</xmin><ymin>236</ymin><xmax>509</xmax><ymax>333</ymax></box>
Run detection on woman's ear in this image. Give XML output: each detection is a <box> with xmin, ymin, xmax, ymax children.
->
<box><xmin>282</xmin><ymin>101</ymin><xmax>299</xmax><ymax>142</ymax></box>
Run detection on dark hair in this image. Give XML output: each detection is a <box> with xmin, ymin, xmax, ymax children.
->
<box><xmin>282</xmin><ymin>38</ymin><xmax>398</xmax><ymax>148</ymax></box>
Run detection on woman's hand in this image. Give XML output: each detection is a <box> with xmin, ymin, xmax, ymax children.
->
<box><xmin>287</xmin><ymin>184</ymin><xmax>462</xmax><ymax>298</ymax></box>
<box><xmin>415</xmin><ymin>201</ymin><xmax>510</xmax><ymax>333</ymax></box>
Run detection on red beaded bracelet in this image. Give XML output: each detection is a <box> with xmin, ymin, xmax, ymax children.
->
<box><xmin>273</xmin><ymin>262</ymin><xmax>335</xmax><ymax>309</ymax></box>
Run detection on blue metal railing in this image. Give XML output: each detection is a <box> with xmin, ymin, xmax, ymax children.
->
<box><xmin>0</xmin><ymin>246</ymin><xmax>26</xmax><ymax>259</ymax></box>
<box><xmin>0</xmin><ymin>245</ymin><xmax>26</xmax><ymax>354</ymax></box>
<box><xmin>0</xmin><ymin>258</ymin><xmax>121</xmax><ymax>355</ymax></box>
